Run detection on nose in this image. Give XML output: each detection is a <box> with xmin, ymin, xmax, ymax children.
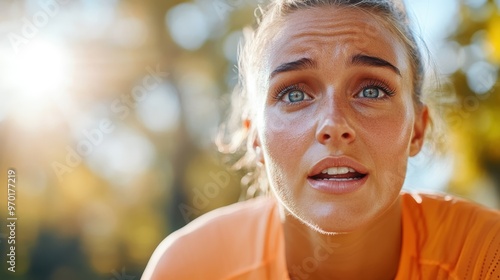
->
<box><xmin>315</xmin><ymin>105</ymin><xmax>356</xmax><ymax>145</ymax></box>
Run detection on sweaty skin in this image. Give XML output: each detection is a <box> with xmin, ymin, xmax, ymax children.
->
<box><xmin>254</xmin><ymin>7</ymin><xmax>428</xmax><ymax>280</ymax></box>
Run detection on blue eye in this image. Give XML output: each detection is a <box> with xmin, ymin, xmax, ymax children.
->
<box><xmin>359</xmin><ymin>87</ymin><xmax>387</xmax><ymax>99</ymax></box>
<box><xmin>276</xmin><ymin>85</ymin><xmax>313</xmax><ymax>104</ymax></box>
<box><xmin>285</xmin><ymin>90</ymin><xmax>307</xmax><ymax>102</ymax></box>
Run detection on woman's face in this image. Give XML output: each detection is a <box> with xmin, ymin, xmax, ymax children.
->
<box><xmin>256</xmin><ymin>7</ymin><xmax>428</xmax><ymax>233</ymax></box>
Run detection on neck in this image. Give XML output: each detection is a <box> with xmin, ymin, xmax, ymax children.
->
<box><xmin>282</xmin><ymin>196</ymin><xmax>402</xmax><ymax>280</ymax></box>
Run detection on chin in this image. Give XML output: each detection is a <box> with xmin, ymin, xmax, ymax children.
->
<box><xmin>299</xmin><ymin>202</ymin><xmax>377</xmax><ymax>234</ymax></box>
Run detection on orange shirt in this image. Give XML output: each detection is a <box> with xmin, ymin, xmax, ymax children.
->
<box><xmin>142</xmin><ymin>193</ymin><xmax>500</xmax><ymax>279</ymax></box>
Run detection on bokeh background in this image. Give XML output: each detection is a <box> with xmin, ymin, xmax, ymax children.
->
<box><xmin>0</xmin><ymin>0</ymin><xmax>499</xmax><ymax>279</ymax></box>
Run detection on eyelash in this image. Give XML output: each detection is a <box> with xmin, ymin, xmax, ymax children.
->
<box><xmin>359</xmin><ymin>79</ymin><xmax>396</xmax><ymax>98</ymax></box>
<box><xmin>272</xmin><ymin>79</ymin><xmax>396</xmax><ymax>103</ymax></box>
<box><xmin>273</xmin><ymin>84</ymin><xmax>310</xmax><ymax>102</ymax></box>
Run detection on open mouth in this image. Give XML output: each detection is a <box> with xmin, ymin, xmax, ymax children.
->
<box><xmin>309</xmin><ymin>167</ymin><xmax>367</xmax><ymax>181</ymax></box>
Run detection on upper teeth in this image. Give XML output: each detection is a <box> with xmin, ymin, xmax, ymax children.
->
<box><xmin>321</xmin><ymin>167</ymin><xmax>356</xmax><ymax>175</ymax></box>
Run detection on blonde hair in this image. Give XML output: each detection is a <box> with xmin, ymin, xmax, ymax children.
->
<box><xmin>218</xmin><ymin>0</ymin><xmax>435</xmax><ymax>198</ymax></box>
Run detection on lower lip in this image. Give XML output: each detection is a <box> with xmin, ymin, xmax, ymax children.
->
<box><xmin>307</xmin><ymin>175</ymin><xmax>368</xmax><ymax>195</ymax></box>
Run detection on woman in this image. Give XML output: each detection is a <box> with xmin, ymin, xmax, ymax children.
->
<box><xmin>143</xmin><ymin>0</ymin><xmax>500</xmax><ymax>279</ymax></box>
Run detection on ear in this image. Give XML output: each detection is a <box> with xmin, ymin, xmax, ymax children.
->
<box><xmin>409</xmin><ymin>105</ymin><xmax>429</xmax><ymax>157</ymax></box>
<box><xmin>246</xmin><ymin>118</ymin><xmax>265</xmax><ymax>164</ymax></box>
<box><xmin>254</xmin><ymin>140</ymin><xmax>264</xmax><ymax>165</ymax></box>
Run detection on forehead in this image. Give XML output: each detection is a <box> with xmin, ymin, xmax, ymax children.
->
<box><xmin>264</xmin><ymin>6</ymin><xmax>409</xmax><ymax>77</ymax></box>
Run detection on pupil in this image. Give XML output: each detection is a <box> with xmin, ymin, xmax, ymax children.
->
<box><xmin>364</xmin><ymin>88</ymin><xmax>379</xmax><ymax>98</ymax></box>
<box><xmin>289</xmin><ymin>91</ymin><xmax>304</xmax><ymax>102</ymax></box>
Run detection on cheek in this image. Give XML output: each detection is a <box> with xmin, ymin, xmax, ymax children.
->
<box><xmin>259</xmin><ymin>108</ymin><xmax>314</xmax><ymax>184</ymax></box>
<box><xmin>364</xmin><ymin>114</ymin><xmax>412</xmax><ymax>152</ymax></box>
<box><xmin>360</xmin><ymin>102</ymin><xmax>415</xmax><ymax>185</ymax></box>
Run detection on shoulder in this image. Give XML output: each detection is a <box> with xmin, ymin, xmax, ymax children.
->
<box><xmin>400</xmin><ymin>192</ymin><xmax>500</xmax><ymax>279</ymax></box>
<box><xmin>401</xmin><ymin>191</ymin><xmax>500</xmax><ymax>229</ymax></box>
<box><xmin>141</xmin><ymin>196</ymin><xmax>281</xmax><ymax>280</ymax></box>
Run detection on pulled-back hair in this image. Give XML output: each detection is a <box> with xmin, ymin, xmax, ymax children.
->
<box><xmin>218</xmin><ymin>0</ymin><xmax>432</xmax><ymax>198</ymax></box>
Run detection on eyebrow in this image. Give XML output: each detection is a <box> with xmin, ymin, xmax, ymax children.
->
<box><xmin>269</xmin><ymin>54</ymin><xmax>401</xmax><ymax>79</ymax></box>
<box><xmin>351</xmin><ymin>54</ymin><xmax>401</xmax><ymax>76</ymax></box>
<box><xmin>270</xmin><ymin>58</ymin><xmax>317</xmax><ymax>79</ymax></box>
